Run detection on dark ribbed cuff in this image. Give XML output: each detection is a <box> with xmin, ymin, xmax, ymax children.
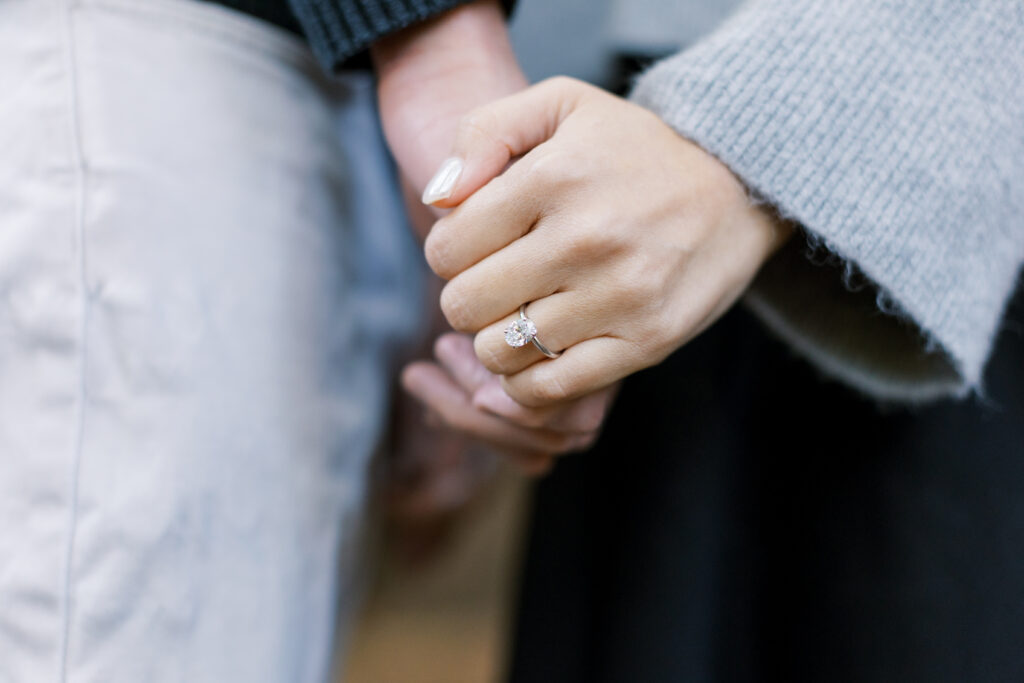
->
<box><xmin>288</xmin><ymin>0</ymin><xmax>515</xmax><ymax>72</ymax></box>
<box><xmin>210</xmin><ymin>0</ymin><xmax>306</xmax><ymax>36</ymax></box>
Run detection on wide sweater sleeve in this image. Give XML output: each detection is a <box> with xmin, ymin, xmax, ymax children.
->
<box><xmin>287</xmin><ymin>0</ymin><xmax>513</xmax><ymax>71</ymax></box>
<box><xmin>630</xmin><ymin>1</ymin><xmax>1024</xmax><ymax>403</ymax></box>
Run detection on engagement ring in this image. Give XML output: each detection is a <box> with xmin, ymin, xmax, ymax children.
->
<box><xmin>504</xmin><ymin>303</ymin><xmax>561</xmax><ymax>358</ymax></box>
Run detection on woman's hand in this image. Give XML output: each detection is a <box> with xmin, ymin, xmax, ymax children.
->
<box><xmin>422</xmin><ymin>77</ymin><xmax>794</xmax><ymax>407</ymax></box>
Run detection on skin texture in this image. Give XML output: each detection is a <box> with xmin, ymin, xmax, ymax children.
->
<box><xmin>372</xmin><ymin>1</ymin><xmax>526</xmax><ymax>204</ymax></box>
<box><xmin>373</xmin><ymin>3</ymin><xmax>615</xmax><ymax>466</ymax></box>
<box><xmin>425</xmin><ymin>77</ymin><xmax>795</xmax><ymax>407</ymax></box>
<box><xmin>371</xmin><ymin>3</ymin><xmax>618</xmax><ymax>556</ymax></box>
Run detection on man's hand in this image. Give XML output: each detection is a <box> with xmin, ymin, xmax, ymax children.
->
<box><xmin>403</xmin><ymin>333</ymin><xmax>617</xmax><ymax>475</ymax></box>
<box><xmin>371</xmin><ymin>0</ymin><xmax>528</xmax><ymax>207</ymax></box>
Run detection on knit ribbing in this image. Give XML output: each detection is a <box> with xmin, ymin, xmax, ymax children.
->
<box><xmin>631</xmin><ymin>1</ymin><xmax>1024</xmax><ymax>402</ymax></box>
<box><xmin>288</xmin><ymin>0</ymin><xmax>515</xmax><ymax>71</ymax></box>
<box><xmin>206</xmin><ymin>0</ymin><xmax>515</xmax><ymax>70</ymax></box>
<box><xmin>207</xmin><ymin>0</ymin><xmax>305</xmax><ymax>35</ymax></box>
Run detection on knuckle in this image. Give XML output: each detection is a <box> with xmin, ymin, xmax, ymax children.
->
<box><xmin>521</xmin><ymin>151</ymin><xmax>562</xmax><ymax>188</ymax></box>
<box><xmin>525</xmin><ymin>430</ymin><xmax>572</xmax><ymax>456</ymax></box>
<box><xmin>529</xmin><ymin>372</ymin><xmax>573</xmax><ymax>406</ymax></box>
<box><xmin>547</xmin><ymin>434</ymin><xmax>578</xmax><ymax>455</ymax></box>
<box><xmin>456</xmin><ymin>109</ymin><xmax>483</xmax><ymax>135</ymax></box>
<box><xmin>473</xmin><ymin>332</ymin><xmax>505</xmax><ymax>374</ymax></box>
<box><xmin>570</xmin><ymin>432</ymin><xmax>599</xmax><ymax>453</ymax></box>
<box><xmin>457</xmin><ymin>107</ymin><xmax>499</xmax><ymax>145</ymax></box>
<box><xmin>634</xmin><ymin>315</ymin><xmax>677</xmax><ymax>365</ymax></box>
<box><xmin>633</xmin><ymin>280</ymin><xmax>666</xmax><ymax>318</ymax></box>
<box><xmin>577</xmin><ymin>404</ymin><xmax>606</xmax><ymax>433</ymax></box>
<box><xmin>543</xmin><ymin>75</ymin><xmax>585</xmax><ymax>96</ymax></box>
<box><xmin>629</xmin><ymin>306</ymin><xmax>668</xmax><ymax>349</ymax></box>
<box><xmin>509</xmin><ymin>403</ymin><xmax>549</xmax><ymax>429</ymax></box>
<box><xmin>439</xmin><ymin>283</ymin><xmax>474</xmax><ymax>332</ymax></box>
<box><xmin>561</xmin><ymin>220</ymin><xmax>612</xmax><ymax>261</ymax></box>
<box><xmin>518</xmin><ymin>412</ymin><xmax>548</xmax><ymax>430</ymax></box>
<box><xmin>423</xmin><ymin>229</ymin><xmax>456</xmax><ymax>280</ymax></box>
<box><xmin>620</xmin><ymin>252</ymin><xmax>664</xmax><ymax>294</ymax></box>
<box><xmin>503</xmin><ymin>379</ymin><xmax>537</xmax><ymax>408</ymax></box>
<box><xmin>523</xmin><ymin>149</ymin><xmax>584</xmax><ymax>193</ymax></box>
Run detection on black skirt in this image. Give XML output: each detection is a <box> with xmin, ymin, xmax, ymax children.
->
<box><xmin>509</xmin><ymin>282</ymin><xmax>1024</xmax><ymax>683</ymax></box>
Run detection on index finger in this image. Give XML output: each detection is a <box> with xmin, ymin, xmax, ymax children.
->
<box><xmin>424</xmin><ymin>164</ymin><xmax>541</xmax><ymax>280</ymax></box>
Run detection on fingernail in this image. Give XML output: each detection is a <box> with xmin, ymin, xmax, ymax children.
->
<box><xmin>421</xmin><ymin>157</ymin><xmax>463</xmax><ymax>205</ymax></box>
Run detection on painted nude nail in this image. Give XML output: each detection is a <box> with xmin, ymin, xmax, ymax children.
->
<box><xmin>421</xmin><ymin>157</ymin><xmax>463</xmax><ymax>205</ymax></box>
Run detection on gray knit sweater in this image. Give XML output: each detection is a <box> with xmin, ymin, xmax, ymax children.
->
<box><xmin>630</xmin><ymin>1</ymin><xmax>1024</xmax><ymax>403</ymax></box>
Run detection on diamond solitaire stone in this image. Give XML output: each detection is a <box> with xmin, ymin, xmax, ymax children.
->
<box><xmin>505</xmin><ymin>318</ymin><xmax>537</xmax><ymax>348</ymax></box>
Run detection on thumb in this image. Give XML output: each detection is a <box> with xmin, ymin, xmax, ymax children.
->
<box><xmin>420</xmin><ymin>76</ymin><xmax>588</xmax><ymax>208</ymax></box>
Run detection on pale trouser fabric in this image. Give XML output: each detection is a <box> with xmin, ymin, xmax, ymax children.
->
<box><xmin>0</xmin><ymin>1</ymin><xmax>424</xmax><ymax>681</ymax></box>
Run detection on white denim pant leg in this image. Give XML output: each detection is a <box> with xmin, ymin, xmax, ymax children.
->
<box><xmin>0</xmin><ymin>1</ymin><xmax>425</xmax><ymax>681</ymax></box>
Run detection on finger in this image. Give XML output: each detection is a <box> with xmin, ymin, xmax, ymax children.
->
<box><xmin>433</xmin><ymin>333</ymin><xmax>493</xmax><ymax>394</ymax></box>
<box><xmin>500</xmin><ymin>336</ymin><xmax>638</xmax><ymax>408</ymax></box>
<box><xmin>402</xmin><ymin>362</ymin><xmax>573</xmax><ymax>468</ymax></box>
<box><xmin>473</xmin><ymin>290</ymin><xmax>617</xmax><ymax>376</ymax></box>
<box><xmin>473</xmin><ymin>380</ymin><xmax>614</xmax><ymax>434</ymax></box>
<box><xmin>435</xmin><ymin>332</ymin><xmax>607</xmax><ymax>438</ymax></box>
<box><xmin>439</xmin><ymin>227</ymin><xmax>567</xmax><ymax>333</ymax></box>
<box><xmin>416</xmin><ymin>341</ymin><xmax>566</xmax><ymax>473</ymax></box>
<box><xmin>424</xmin><ymin>167</ymin><xmax>540</xmax><ymax>280</ymax></box>
<box><xmin>420</xmin><ymin>76</ymin><xmax>591</xmax><ymax>208</ymax></box>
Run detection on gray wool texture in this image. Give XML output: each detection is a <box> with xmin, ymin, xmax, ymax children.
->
<box><xmin>629</xmin><ymin>0</ymin><xmax>1024</xmax><ymax>403</ymax></box>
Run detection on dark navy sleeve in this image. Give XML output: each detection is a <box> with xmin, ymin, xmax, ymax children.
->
<box><xmin>288</xmin><ymin>0</ymin><xmax>516</xmax><ymax>72</ymax></box>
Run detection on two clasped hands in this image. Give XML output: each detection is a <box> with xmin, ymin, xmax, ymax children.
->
<box><xmin>374</xmin><ymin>1</ymin><xmax>792</xmax><ymax>490</ymax></box>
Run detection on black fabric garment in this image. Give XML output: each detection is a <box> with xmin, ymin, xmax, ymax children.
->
<box><xmin>207</xmin><ymin>0</ymin><xmax>515</xmax><ymax>71</ymax></box>
<box><xmin>508</xmin><ymin>278</ymin><xmax>1024</xmax><ymax>682</ymax></box>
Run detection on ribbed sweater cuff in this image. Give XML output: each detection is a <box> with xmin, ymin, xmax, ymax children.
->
<box><xmin>289</xmin><ymin>0</ymin><xmax>514</xmax><ymax>72</ymax></box>
<box><xmin>630</xmin><ymin>1</ymin><xmax>1024</xmax><ymax>403</ymax></box>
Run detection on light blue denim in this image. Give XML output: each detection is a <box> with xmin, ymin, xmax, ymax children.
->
<box><xmin>0</xmin><ymin>1</ymin><xmax>425</xmax><ymax>681</ymax></box>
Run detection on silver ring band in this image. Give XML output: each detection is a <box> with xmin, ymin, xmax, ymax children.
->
<box><xmin>519</xmin><ymin>303</ymin><xmax>561</xmax><ymax>359</ymax></box>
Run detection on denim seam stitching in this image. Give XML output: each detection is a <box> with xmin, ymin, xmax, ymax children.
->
<box><xmin>57</xmin><ymin>1</ymin><xmax>89</xmax><ymax>680</ymax></box>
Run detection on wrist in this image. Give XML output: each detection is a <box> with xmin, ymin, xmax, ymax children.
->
<box><xmin>371</xmin><ymin>1</ymin><xmax>520</xmax><ymax>88</ymax></box>
<box><xmin>371</xmin><ymin>0</ymin><xmax>526</xmax><ymax>191</ymax></box>
<box><xmin>751</xmin><ymin>203</ymin><xmax>796</xmax><ymax>259</ymax></box>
